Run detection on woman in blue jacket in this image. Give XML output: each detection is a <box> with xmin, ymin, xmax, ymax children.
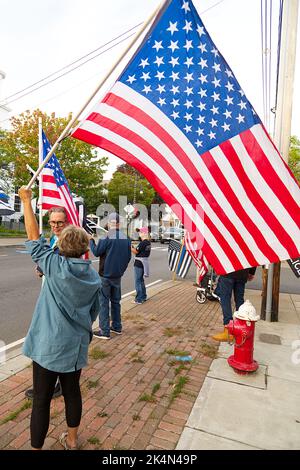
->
<box><xmin>19</xmin><ymin>187</ymin><xmax>101</xmax><ymax>450</ymax></box>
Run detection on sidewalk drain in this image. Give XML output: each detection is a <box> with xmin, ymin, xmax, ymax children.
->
<box><xmin>259</xmin><ymin>333</ymin><xmax>281</xmax><ymax>345</ymax></box>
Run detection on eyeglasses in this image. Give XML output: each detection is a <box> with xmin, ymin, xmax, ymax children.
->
<box><xmin>49</xmin><ymin>221</ymin><xmax>66</xmax><ymax>227</ymax></box>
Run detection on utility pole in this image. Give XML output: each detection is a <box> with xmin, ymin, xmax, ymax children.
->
<box><xmin>263</xmin><ymin>0</ymin><xmax>299</xmax><ymax>322</ymax></box>
<box><xmin>133</xmin><ymin>171</ymin><xmax>138</xmax><ymax>206</ymax></box>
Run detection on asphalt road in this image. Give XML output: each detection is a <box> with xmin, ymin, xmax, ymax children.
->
<box><xmin>1</xmin><ymin>242</ymin><xmax>299</xmax><ymax>346</ymax></box>
<box><xmin>0</xmin><ymin>242</ymin><xmax>196</xmax><ymax>346</ymax></box>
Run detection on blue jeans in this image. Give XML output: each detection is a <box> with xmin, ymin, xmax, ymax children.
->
<box><xmin>219</xmin><ymin>276</ymin><xmax>246</xmax><ymax>325</ymax></box>
<box><xmin>134</xmin><ymin>266</ymin><xmax>147</xmax><ymax>303</ymax></box>
<box><xmin>99</xmin><ymin>277</ymin><xmax>122</xmax><ymax>336</ymax></box>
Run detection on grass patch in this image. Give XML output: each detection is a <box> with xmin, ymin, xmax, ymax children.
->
<box><xmin>113</xmin><ymin>444</ymin><xmax>128</xmax><ymax>450</ymax></box>
<box><xmin>165</xmin><ymin>349</ymin><xmax>190</xmax><ymax>356</ymax></box>
<box><xmin>0</xmin><ymin>226</ymin><xmax>26</xmax><ymax>237</ymax></box>
<box><xmin>132</xmin><ymin>414</ymin><xmax>141</xmax><ymax>421</ymax></box>
<box><xmin>87</xmin><ymin>436</ymin><xmax>100</xmax><ymax>445</ymax></box>
<box><xmin>151</xmin><ymin>383</ymin><xmax>160</xmax><ymax>395</ymax></box>
<box><xmin>0</xmin><ymin>400</ymin><xmax>32</xmax><ymax>424</ymax></box>
<box><xmin>198</xmin><ymin>342</ymin><xmax>218</xmax><ymax>359</ymax></box>
<box><xmin>124</xmin><ymin>313</ymin><xmax>143</xmax><ymax>321</ymax></box>
<box><xmin>170</xmin><ymin>376</ymin><xmax>189</xmax><ymax>403</ymax></box>
<box><xmin>89</xmin><ymin>348</ymin><xmax>109</xmax><ymax>360</ymax></box>
<box><xmin>139</xmin><ymin>381</ymin><xmax>161</xmax><ymax>403</ymax></box>
<box><xmin>132</xmin><ymin>357</ymin><xmax>145</xmax><ymax>363</ymax></box>
<box><xmin>163</xmin><ymin>327</ymin><xmax>183</xmax><ymax>337</ymax></box>
<box><xmin>174</xmin><ymin>364</ymin><xmax>188</xmax><ymax>376</ymax></box>
<box><xmin>87</xmin><ymin>379</ymin><xmax>99</xmax><ymax>389</ymax></box>
<box><xmin>139</xmin><ymin>393</ymin><xmax>156</xmax><ymax>403</ymax></box>
<box><xmin>97</xmin><ymin>411</ymin><xmax>108</xmax><ymax>417</ymax></box>
<box><xmin>130</xmin><ymin>351</ymin><xmax>139</xmax><ymax>358</ymax></box>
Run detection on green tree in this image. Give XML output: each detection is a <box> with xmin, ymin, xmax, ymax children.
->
<box><xmin>108</xmin><ymin>171</ymin><xmax>155</xmax><ymax>209</ymax></box>
<box><xmin>115</xmin><ymin>163</ymin><xmax>165</xmax><ymax>205</ymax></box>
<box><xmin>289</xmin><ymin>135</ymin><xmax>300</xmax><ymax>184</ymax></box>
<box><xmin>0</xmin><ymin>129</ymin><xmax>14</xmax><ymax>193</ymax></box>
<box><xmin>1</xmin><ymin>109</ymin><xmax>108</xmax><ymax>213</ymax></box>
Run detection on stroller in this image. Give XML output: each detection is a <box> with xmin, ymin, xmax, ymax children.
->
<box><xmin>196</xmin><ymin>267</ymin><xmax>220</xmax><ymax>304</ymax></box>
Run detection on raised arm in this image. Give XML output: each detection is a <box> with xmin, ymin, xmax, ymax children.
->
<box><xmin>18</xmin><ymin>186</ymin><xmax>39</xmax><ymax>241</ymax></box>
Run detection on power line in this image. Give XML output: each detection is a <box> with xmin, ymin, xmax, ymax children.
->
<box><xmin>2</xmin><ymin>23</ymin><xmax>142</xmax><ymax>104</ymax></box>
<box><xmin>3</xmin><ymin>31</ymin><xmax>137</xmax><ymax>107</ymax></box>
<box><xmin>0</xmin><ymin>0</ymin><xmax>228</xmax><ymax>124</ymax></box>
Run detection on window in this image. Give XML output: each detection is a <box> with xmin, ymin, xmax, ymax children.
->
<box><xmin>14</xmin><ymin>189</ymin><xmax>21</xmax><ymax>212</ymax></box>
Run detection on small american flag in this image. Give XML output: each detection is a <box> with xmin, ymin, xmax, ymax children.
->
<box><xmin>72</xmin><ymin>0</ymin><xmax>300</xmax><ymax>274</ymax></box>
<box><xmin>41</xmin><ymin>131</ymin><xmax>79</xmax><ymax>226</ymax></box>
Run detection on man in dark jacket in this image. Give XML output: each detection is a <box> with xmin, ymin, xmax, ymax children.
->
<box><xmin>89</xmin><ymin>212</ymin><xmax>131</xmax><ymax>339</ymax></box>
<box><xmin>212</xmin><ymin>267</ymin><xmax>256</xmax><ymax>342</ymax></box>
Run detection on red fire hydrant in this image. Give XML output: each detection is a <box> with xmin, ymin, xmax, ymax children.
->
<box><xmin>226</xmin><ymin>300</ymin><xmax>260</xmax><ymax>373</ymax></box>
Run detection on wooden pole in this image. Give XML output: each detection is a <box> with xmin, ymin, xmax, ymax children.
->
<box><xmin>271</xmin><ymin>262</ymin><xmax>281</xmax><ymax>322</ymax></box>
<box><xmin>260</xmin><ymin>266</ymin><xmax>268</xmax><ymax>320</ymax></box>
<box><xmin>26</xmin><ymin>0</ymin><xmax>170</xmax><ymax>190</ymax></box>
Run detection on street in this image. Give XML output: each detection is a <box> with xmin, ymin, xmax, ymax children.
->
<box><xmin>0</xmin><ymin>242</ymin><xmax>196</xmax><ymax>346</ymax></box>
<box><xmin>1</xmin><ymin>242</ymin><xmax>299</xmax><ymax>347</ymax></box>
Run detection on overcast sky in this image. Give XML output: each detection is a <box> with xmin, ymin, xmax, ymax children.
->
<box><xmin>1</xmin><ymin>0</ymin><xmax>299</xmax><ymax>177</ymax></box>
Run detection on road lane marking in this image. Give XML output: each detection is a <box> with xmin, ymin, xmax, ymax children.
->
<box><xmin>151</xmin><ymin>247</ymin><xmax>168</xmax><ymax>251</ymax></box>
<box><xmin>0</xmin><ymin>337</ymin><xmax>25</xmax><ymax>353</ymax></box>
<box><xmin>121</xmin><ymin>279</ymin><xmax>163</xmax><ymax>298</ymax></box>
<box><xmin>0</xmin><ymin>254</ymin><xmax>8</xmax><ymax>257</ymax></box>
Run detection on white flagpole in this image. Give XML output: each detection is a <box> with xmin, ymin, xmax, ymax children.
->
<box><xmin>38</xmin><ymin>117</ymin><xmax>43</xmax><ymax>235</ymax></box>
<box><xmin>26</xmin><ymin>0</ymin><xmax>170</xmax><ymax>190</ymax></box>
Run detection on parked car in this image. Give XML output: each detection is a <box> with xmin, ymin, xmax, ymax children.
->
<box><xmin>160</xmin><ymin>227</ymin><xmax>185</xmax><ymax>243</ymax></box>
<box><xmin>149</xmin><ymin>225</ymin><xmax>165</xmax><ymax>242</ymax></box>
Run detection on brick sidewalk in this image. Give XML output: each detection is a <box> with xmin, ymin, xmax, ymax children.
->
<box><xmin>0</xmin><ymin>281</ymin><xmax>223</xmax><ymax>450</ymax></box>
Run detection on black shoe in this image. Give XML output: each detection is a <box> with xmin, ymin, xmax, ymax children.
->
<box><xmin>93</xmin><ymin>331</ymin><xmax>110</xmax><ymax>340</ymax></box>
<box><xmin>110</xmin><ymin>327</ymin><xmax>122</xmax><ymax>335</ymax></box>
<box><xmin>24</xmin><ymin>383</ymin><xmax>62</xmax><ymax>400</ymax></box>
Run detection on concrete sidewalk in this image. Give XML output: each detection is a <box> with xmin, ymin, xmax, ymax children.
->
<box><xmin>177</xmin><ymin>289</ymin><xmax>300</xmax><ymax>450</ymax></box>
<box><xmin>0</xmin><ymin>281</ymin><xmax>300</xmax><ymax>450</ymax></box>
<box><xmin>0</xmin><ymin>238</ymin><xmax>26</xmax><ymax>247</ymax></box>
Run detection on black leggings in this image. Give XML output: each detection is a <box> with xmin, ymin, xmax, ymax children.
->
<box><xmin>30</xmin><ymin>361</ymin><xmax>82</xmax><ymax>449</ymax></box>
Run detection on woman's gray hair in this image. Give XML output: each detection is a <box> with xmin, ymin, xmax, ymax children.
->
<box><xmin>57</xmin><ymin>226</ymin><xmax>89</xmax><ymax>258</ymax></box>
<box><xmin>48</xmin><ymin>206</ymin><xmax>68</xmax><ymax>221</ymax></box>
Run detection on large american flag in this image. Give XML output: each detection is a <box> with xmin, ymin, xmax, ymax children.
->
<box><xmin>72</xmin><ymin>0</ymin><xmax>300</xmax><ymax>274</ymax></box>
<box><xmin>41</xmin><ymin>131</ymin><xmax>79</xmax><ymax>226</ymax></box>
<box><xmin>185</xmin><ymin>230</ymin><xmax>209</xmax><ymax>281</ymax></box>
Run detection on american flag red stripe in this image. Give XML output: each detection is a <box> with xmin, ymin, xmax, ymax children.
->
<box><xmin>41</xmin><ymin>171</ymin><xmax>79</xmax><ymax>226</ymax></box>
<box><xmin>185</xmin><ymin>231</ymin><xmax>209</xmax><ymax>281</ymax></box>
<box><xmin>40</xmin><ymin>133</ymin><xmax>80</xmax><ymax>227</ymax></box>
<box><xmin>71</xmin><ymin>0</ymin><xmax>300</xmax><ymax>274</ymax></box>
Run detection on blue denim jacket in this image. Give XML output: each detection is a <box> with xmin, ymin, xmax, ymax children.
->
<box><xmin>23</xmin><ymin>238</ymin><xmax>101</xmax><ymax>373</ymax></box>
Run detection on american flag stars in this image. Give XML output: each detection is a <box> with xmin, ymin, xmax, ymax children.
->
<box><xmin>121</xmin><ymin>0</ymin><xmax>259</xmax><ymax>154</ymax></box>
